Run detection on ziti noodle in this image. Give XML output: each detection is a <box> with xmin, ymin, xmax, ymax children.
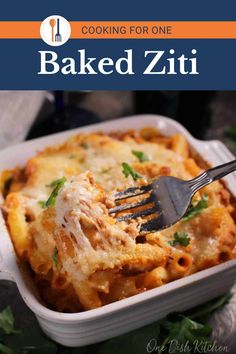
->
<box><xmin>1</xmin><ymin>128</ymin><xmax>236</xmax><ymax>312</ymax></box>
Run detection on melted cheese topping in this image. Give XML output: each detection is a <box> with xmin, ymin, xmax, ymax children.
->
<box><xmin>54</xmin><ymin>173</ymin><xmax>140</xmax><ymax>282</ymax></box>
<box><xmin>2</xmin><ymin>129</ymin><xmax>236</xmax><ymax>312</ymax></box>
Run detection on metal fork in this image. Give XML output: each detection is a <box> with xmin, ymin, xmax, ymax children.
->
<box><xmin>109</xmin><ymin>159</ymin><xmax>236</xmax><ymax>233</ymax></box>
<box><xmin>55</xmin><ymin>19</ymin><xmax>62</xmax><ymax>42</ymax></box>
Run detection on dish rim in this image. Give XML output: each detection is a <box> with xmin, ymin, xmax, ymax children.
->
<box><xmin>0</xmin><ymin>113</ymin><xmax>236</xmax><ymax>323</ymax></box>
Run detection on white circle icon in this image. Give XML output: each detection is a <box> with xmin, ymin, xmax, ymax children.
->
<box><xmin>40</xmin><ymin>15</ymin><xmax>71</xmax><ymax>46</ymax></box>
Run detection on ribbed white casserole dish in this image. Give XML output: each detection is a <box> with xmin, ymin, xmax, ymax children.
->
<box><xmin>0</xmin><ymin>115</ymin><xmax>236</xmax><ymax>347</ymax></box>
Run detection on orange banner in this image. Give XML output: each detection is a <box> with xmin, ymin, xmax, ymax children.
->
<box><xmin>0</xmin><ymin>21</ymin><xmax>236</xmax><ymax>39</ymax></box>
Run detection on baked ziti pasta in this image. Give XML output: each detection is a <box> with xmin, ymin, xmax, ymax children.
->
<box><xmin>1</xmin><ymin>128</ymin><xmax>236</xmax><ymax>312</ymax></box>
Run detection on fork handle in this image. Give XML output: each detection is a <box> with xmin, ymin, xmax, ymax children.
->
<box><xmin>189</xmin><ymin>159</ymin><xmax>236</xmax><ymax>193</ymax></box>
<box><xmin>57</xmin><ymin>19</ymin><xmax>60</xmax><ymax>34</ymax></box>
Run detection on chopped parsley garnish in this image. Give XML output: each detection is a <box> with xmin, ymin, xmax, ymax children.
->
<box><xmin>169</xmin><ymin>231</ymin><xmax>191</xmax><ymax>247</ymax></box>
<box><xmin>132</xmin><ymin>150</ymin><xmax>149</xmax><ymax>162</ymax></box>
<box><xmin>81</xmin><ymin>142</ymin><xmax>89</xmax><ymax>150</ymax></box>
<box><xmin>52</xmin><ymin>247</ymin><xmax>59</xmax><ymax>268</ymax></box>
<box><xmin>183</xmin><ymin>193</ymin><xmax>208</xmax><ymax>221</ymax></box>
<box><xmin>122</xmin><ymin>162</ymin><xmax>142</xmax><ymax>181</ymax></box>
<box><xmin>46</xmin><ymin>177</ymin><xmax>66</xmax><ymax>188</ymax></box>
<box><xmin>38</xmin><ymin>200</ymin><xmax>47</xmax><ymax>209</ymax></box>
<box><xmin>39</xmin><ymin>176</ymin><xmax>66</xmax><ymax>209</ymax></box>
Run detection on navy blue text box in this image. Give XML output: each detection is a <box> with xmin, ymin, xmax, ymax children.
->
<box><xmin>0</xmin><ymin>39</ymin><xmax>235</xmax><ymax>90</ymax></box>
<box><xmin>1</xmin><ymin>0</ymin><xmax>236</xmax><ymax>21</ymax></box>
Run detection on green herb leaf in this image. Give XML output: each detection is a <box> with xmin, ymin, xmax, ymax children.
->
<box><xmin>0</xmin><ymin>343</ymin><xmax>17</xmax><ymax>354</ymax></box>
<box><xmin>188</xmin><ymin>292</ymin><xmax>232</xmax><ymax>321</ymax></box>
<box><xmin>4</xmin><ymin>327</ymin><xmax>58</xmax><ymax>354</ymax></box>
<box><xmin>169</xmin><ymin>232</ymin><xmax>190</xmax><ymax>247</ymax></box>
<box><xmin>122</xmin><ymin>163</ymin><xmax>142</xmax><ymax>181</ymax></box>
<box><xmin>43</xmin><ymin>176</ymin><xmax>66</xmax><ymax>208</ymax></box>
<box><xmin>132</xmin><ymin>150</ymin><xmax>149</xmax><ymax>162</ymax></box>
<box><xmin>38</xmin><ymin>201</ymin><xmax>47</xmax><ymax>209</ymax></box>
<box><xmin>52</xmin><ymin>247</ymin><xmax>59</xmax><ymax>269</ymax></box>
<box><xmin>46</xmin><ymin>177</ymin><xmax>67</xmax><ymax>188</ymax></box>
<box><xmin>0</xmin><ymin>307</ymin><xmax>19</xmax><ymax>335</ymax></box>
<box><xmin>183</xmin><ymin>193</ymin><xmax>208</xmax><ymax>221</ymax></box>
<box><xmin>81</xmin><ymin>142</ymin><xmax>89</xmax><ymax>150</ymax></box>
<box><xmin>160</xmin><ymin>316</ymin><xmax>212</xmax><ymax>352</ymax></box>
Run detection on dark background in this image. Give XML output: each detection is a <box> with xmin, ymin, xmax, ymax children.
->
<box><xmin>27</xmin><ymin>91</ymin><xmax>236</xmax><ymax>154</ymax></box>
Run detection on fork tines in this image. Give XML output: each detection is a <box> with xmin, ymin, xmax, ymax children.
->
<box><xmin>140</xmin><ymin>215</ymin><xmax>164</xmax><ymax>233</ymax></box>
<box><xmin>109</xmin><ymin>181</ymin><xmax>161</xmax><ymax>222</ymax></box>
<box><xmin>116</xmin><ymin>205</ymin><xmax>159</xmax><ymax>222</ymax></box>
<box><xmin>113</xmin><ymin>184</ymin><xmax>153</xmax><ymax>201</ymax></box>
<box><xmin>55</xmin><ymin>34</ymin><xmax>62</xmax><ymax>42</ymax></box>
<box><xmin>109</xmin><ymin>195</ymin><xmax>154</xmax><ymax>214</ymax></box>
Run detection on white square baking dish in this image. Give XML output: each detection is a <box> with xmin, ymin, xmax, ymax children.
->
<box><xmin>0</xmin><ymin>114</ymin><xmax>236</xmax><ymax>347</ymax></box>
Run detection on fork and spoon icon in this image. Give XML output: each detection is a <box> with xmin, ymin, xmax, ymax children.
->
<box><xmin>49</xmin><ymin>18</ymin><xmax>62</xmax><ymax>43</ymax></box>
